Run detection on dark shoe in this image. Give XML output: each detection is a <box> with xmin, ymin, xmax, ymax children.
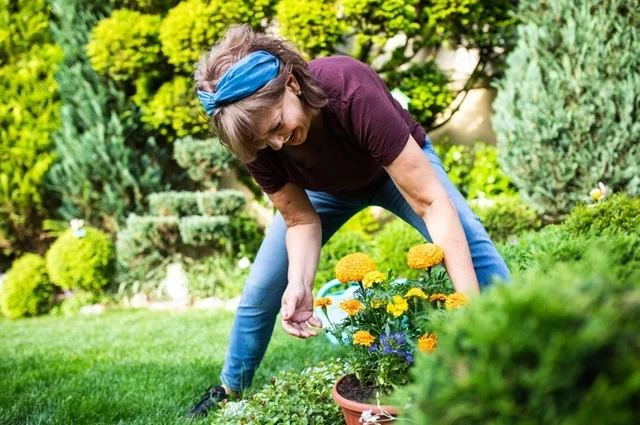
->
<box><xmin>186</xmin><ymin>385</ymin><xmax>228</xmax><ymax>419</ymax></box>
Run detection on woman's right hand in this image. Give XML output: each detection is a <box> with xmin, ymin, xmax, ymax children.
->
<box><xmin>281</xmin><ymin>282</ymin><xmax>322</xmax><ymax>338</ymax></box>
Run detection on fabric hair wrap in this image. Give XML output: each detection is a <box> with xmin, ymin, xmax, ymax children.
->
<box><xmin>197</xmin><ymin>51</ymin><xmax>280</xmax><ymax>116</ymax></box>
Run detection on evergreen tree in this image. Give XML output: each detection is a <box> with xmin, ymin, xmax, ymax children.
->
<box><xmin>47</xmin><ymin>0</ymin><xmax>167</xmax><ymax>232</ymax></box>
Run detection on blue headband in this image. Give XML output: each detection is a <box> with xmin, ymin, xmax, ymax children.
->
<box><xmin>197</xmin><ymin>51</ymin><xmax>280</xmax><ymax>116</ymax></box>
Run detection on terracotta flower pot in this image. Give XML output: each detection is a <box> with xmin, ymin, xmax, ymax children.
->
<box><xmin>331</xmin><ymin>375</ymin><xmax>399</xmax><ymax>424</ymax></box>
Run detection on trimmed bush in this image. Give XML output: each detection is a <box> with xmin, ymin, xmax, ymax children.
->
<box><xmin>87</xmin><ymin>9</ymin><xmax>164</xmax><ymax>82</ymax></box>
<box><xmin>178</xmin><ymin>216</ymin><xmax>230</xmax><ymax>247</ymax></box>
<box><xmin>148</xmin><ymin>190</ymin><xmax>246</xmax><ymax>217</ymax></box>
<box><xmin>562</xmin><ymin>193</ymin><xmax>640</xmax><ymax>237</ymax></box>
<box><xmin>228</xmin><ymin>213</ymin><xmax>263</xmax><ymax>258</ymax></box>
<box><xmin>492</xmin><ymin>0</ymin><xmax>640</xmax><ymax>219</ymax></box>
<box><xmin>46</xmin><ymin>227</ymin><xmax>115</xmax><ymax>292</ymax></box>
<box><xmin>0</xmin><ymin>254</ymin><xmax>54</xmax><ymax>319</ymax></box>
<box><xmin>372</xmin><ymin>218</ymin><xmax>425</xmax><ymax>279</ymax></box>
<box><xmin>400</xmin><ymin>246</ymin><xmax>640</xmax><ymax>425</ymax></box>
<box><xmin>121</xmin><ymin>215</ymin><xmax>180</xmax><ymax>253</ymax></box>
<box><xmin>173</xmin><ymin>137</ymin><xmax>237</xmax><ymax>187</ymax></box>
<box><xmin>109</xmin><ymin>0</ymin><xmax>180</xmax><ymax>14</ymax></box>
<box><xmin>471</xmin><ymin>195</ymin><xmax>542</xmax><ymax>243</ymax></box>
<box><xmin>185</xmin><ymin>255</ymin><xmax>248</xmax><ymax>300</ymax></box>
<box><xmin>314</xmin><ymin>230</ymin><xmax>368</xmax><ymax>290</ymax></box>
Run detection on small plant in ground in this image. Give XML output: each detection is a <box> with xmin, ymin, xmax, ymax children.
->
<box><xmin>0</xmin><ymin>253</ymin><xmax>54</xmax><ymax>319</ymax></box>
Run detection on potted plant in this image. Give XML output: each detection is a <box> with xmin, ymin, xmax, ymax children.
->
<box><xmin>315</xmin><ymin>244</ymin><xmax>469</xmax><ymax>424</ymax></box>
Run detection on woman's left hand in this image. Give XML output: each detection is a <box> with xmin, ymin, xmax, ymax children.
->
<box><xmin>281</xmin><ymin>282</ymin><xmax>323</xmax><ymax>338</ymax></box>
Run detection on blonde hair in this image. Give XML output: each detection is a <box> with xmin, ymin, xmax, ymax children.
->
<box><xmin>194</xmin><ymin>25</ymin><xmax>327</xmax><ymax>162</ymax></box>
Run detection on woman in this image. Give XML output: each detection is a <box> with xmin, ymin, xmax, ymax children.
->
<box><xmin>188</xmin><ymin>25</ymin><xmax>510</xmax><ymax>417</ymax></box>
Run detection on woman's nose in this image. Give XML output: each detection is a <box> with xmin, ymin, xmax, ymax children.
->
<box><xmin>266</xmin><ymin>134</ymin><xmax>285</xmax><ymax>150</ymax></box>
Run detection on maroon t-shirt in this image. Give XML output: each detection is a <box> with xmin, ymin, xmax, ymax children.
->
<box><xmin>245</xmin><ymin>56</ymin><xmax>426</xmax><ymax>199</ymax></box>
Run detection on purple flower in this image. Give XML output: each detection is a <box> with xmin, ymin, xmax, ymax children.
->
<box><xmin>510</xmin><ymin>237</ymin><xmax>518</xmax><ymax>245</ymax></box>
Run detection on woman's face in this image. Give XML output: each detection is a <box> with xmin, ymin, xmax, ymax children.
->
<box><xmin>255</xmin><ymin>76</ymin><xmax>313</xmax><ymax>151</ymax></box>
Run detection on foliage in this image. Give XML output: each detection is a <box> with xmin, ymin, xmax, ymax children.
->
<box><xmin>276</xmin><ymin>0</ymin><xmax>347</xmax><ymax>58</ymax></box>
<box><xmin>148</xmin><ymin>190</ymin><xmax>246</xmax><ymax>217</ymax></box>
<box><xmin>109</xmin><ymin>0</ymin><xmax>180</xmax><ymax>14</ymax></box>
<box><xmin>184</xmin><ymin>254</ymin><xmax>248</xmax><ymax>300</ymax></box>
<box><xmin>228</xmin><ymin>212</ymin><xmax>264</xmax><ymax>258</ymax></box>
<box><xmin>178</xmin><ymin>216</ymin><xmax>230</xmax><ymax>247</ymax></box>
<box><xmin>173</xmin><ymin>136</ymin><xmax>237</xmax><ymax>187</ymax></box>
<box><xmin>87</xmin><ymin>9</ymin><xmax>164</xmax><ymax>82</ymax></box>
<box><xmin>371</xmin><ymin>219</ymin><xmax>425</xmax><ymax>279</ymax></box>
<box><xmin>434</xmin><ymin>141</ymin><xmax>516</xmax><ymax>199</ymax></box>
<box><xmin>315</xmin><ymin>231</ymin><xmax>368</xmax><ymax>291</ymax></box>
<box><xmin>0</xmin><ymin>0</ymin><xmax>62</xmax><ymax>256</ymax></box>
<box><xmin>470</xmin><ymin>194</ymin><xmax>542</xmax><ymax>243</ymax></box>
<box><xmin>0</xmin><ymin>253</ymin><xmax>54</xmax><ymax>319</ymax></box>
<box><xmin>385</xmin><ymin>61</ymin><xmax>454</xmax><ymax>129</ymax></box>
<box><xmin>141</xmin><ymin>76</ymin><xmax>208</xmax><ymax>141</ymax></box>
<box><xmin>340</xmin><ymin>207</ymin><xmax>387</xmax><ymax>240</ymax></box>
<box><xmin>49</xmin><ymin>290</ymin><xmax>102</xmax><ymax>316</ymax></box>
<box><xmin>321</xmin><ymin>248</ymin><xmax>463</xmax><ymax>395</ymax></box>
<box><xmin>46</xmin><ymin>227</ymin><xmax>115</xmax><ymax>292</ymax></box>
<box><xmin>214</xmin><ymin>360</ymin><xmax>350</xmax><ymax>424</ymax></box>
<box><xmin>158</xmin><ymin>0</ymin><xmax>276</xmax><ymax>73</ymax></box>
<box><xmin>48</xmin><ymin>0</ymin><xmax>166</xmax><ymax>232</ymax></box>
<box><xmin>562</xmin><ymin>193</ymin><xmax>640</xmax><ymax>238</ymax></box>
<box><xmin>492</xmin><ymin>0</ymin><xmax>640</xmax><ymax>220</ymax></box>
<box><xmin>400</xmin><ymin>246</ymin><xmax>640</xmax><ymax>425</ymax></box>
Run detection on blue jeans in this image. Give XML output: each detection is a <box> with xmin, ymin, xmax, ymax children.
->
<box><xmin>220</xmin><ymin>138</ymin><xmax>510</xmax><ymax>391</ymax></box>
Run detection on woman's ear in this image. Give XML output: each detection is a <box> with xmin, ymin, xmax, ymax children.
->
<box><xmin>286</xmin><ymin>73</ymin><xmax>301</xmax><ymax>92</ymax></box>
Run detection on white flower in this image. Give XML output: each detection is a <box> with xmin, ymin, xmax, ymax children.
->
<box><xmin>70</xmin><ymin>219</ymin><xmax>85</xmax><ymax>231</ymax></box>
<box><xmin>359</xmin><ymin>409</ymin><xmax>381</xmax><ymax>424</ymax></box>
<box><xmin>237</xmin><ymin>257</ymin><xmax>251</xmax><ymax>270</ymax></box>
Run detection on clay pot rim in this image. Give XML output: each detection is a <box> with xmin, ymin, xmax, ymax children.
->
<box><xmin>331</xmin><ymin>374</ymin><xmax>400</xmax><ymax>415</ymax></box>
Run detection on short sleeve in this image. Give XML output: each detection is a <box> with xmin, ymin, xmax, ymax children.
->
<box><xmin>244</xmin><ymin>150</ymin><xmax>288</xmax><ymax>194</ymax></box>
<box><xmin>347</xmin><ymin>87</ymin><xmax>411</xmax><ymax>166</ymax></box>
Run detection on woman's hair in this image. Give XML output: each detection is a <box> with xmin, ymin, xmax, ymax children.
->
<box><xmin>194</xmin><ymin>25</ymin><xmax>327</xmax><ymax>162</ymax></box>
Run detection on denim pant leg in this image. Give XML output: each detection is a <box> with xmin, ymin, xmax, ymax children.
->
<box><xmin>371</xmin><ymin>140</ymin><xmax>511</xmax><ymax>288</ymax></box>
<box><xmin>220</xmin><ymin>191</ymin><xmax>365</xmax><ymax>391</ymax></box>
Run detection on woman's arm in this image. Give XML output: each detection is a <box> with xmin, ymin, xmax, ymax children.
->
<box><xmin>267</xmin><ymin>182</ymin><xmax>323</xmax><ymax>338</ymax></box>
<box><xmin>384</xmin><ymin>136</ymin><xmax>480</xmax><ymax>297</ymax></box>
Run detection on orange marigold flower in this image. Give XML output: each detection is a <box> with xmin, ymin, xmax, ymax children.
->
<box><xmin>353</xmin><ymin>330</ymin><xmax>375</xmax><ymax>347</ymax></box>
<box><xmin>418</xmin><ymin>333</ymin><xmax>437</xmax><ymax>353</ymax></box>
<box><xmin>445</xmin><ymin>292</ymin><xmax>469</xmax><ymax>310</ymax></box>
<box><xmin>314</xmin><ymin>297</ymin><xmax>332</xmax><ymax>308</ymax></box>
<box><xmin>429</xmin><ymin>293</ymin><xmax>448</xmax><ymax>303</ymax></box>
<box><xmin>405</xmin><ymin>287</ymin><xmax>427</xmax><ymax>300</ymax></box>
<box><xmin>386</xmin><ymin>295</ymin><xmax>409</xmax><ymax>317</ymax></box>
<box><xmin>340</xmin><ymin>299</ymin><xmax>364</xmax><ymax>316</ymax></box>
<box><xmin>362</xmin><ymin>270</ymin><xmax>386</xmax><ymax>288</ymax></box>
<box><xmin>335</xmin><ymin>253</ymin><xmax>377</xmax><ymax>283</ymax></box>
<box><xmin>407</xmin><ymin>243</ymin><xmax>445</xmax><ymax>269</ymax></box>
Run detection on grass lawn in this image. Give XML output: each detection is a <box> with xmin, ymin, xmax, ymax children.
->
<box><xmin>0</xmin><ymin>308</ymin><xmax>341</xmax><ymax>425</ymax></box>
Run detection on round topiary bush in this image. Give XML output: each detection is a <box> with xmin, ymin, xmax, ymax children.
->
<box><xmin>492</xmin><ymin>0</ymin><xmax>640</xmax><ymax>220</ymax></box>
<box><xmin>561</xmin><ymin>193</ymin><xmax>640</xmax><ymax>238</ymax></box>
<box><xmin>400</xmin><ymin>245</ymin><xmax>640</xmax><ymax>424</ymax></box>
<box><xmin>0</xmin><ymin>254</ymin><xmax>54</xmax><ymax>319</ymax></box>
<box><xmin>46</xmin><ymin>227</ymin><xmax>116</xmax><ymax>292</ymax></box>
<box><xmin>470</xmin><ymin>194</ymin><xmax>542</xmax><ymax>243</ymax></box>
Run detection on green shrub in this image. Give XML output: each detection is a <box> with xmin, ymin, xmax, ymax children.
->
<box><xmin>400</xmin><ymin>246</ymin><xmax>640</xmax><ymax>425</ymax></box>
<box><xmin>178</xmin><ymin>216</ymin><xmax>230</xmax><ymax>247</ymax></box>
<box><xmin>109</xmin><ymin>0</ymin><xmax>180</xmax><ymax>14</ymax></box>
<box><xmin>385</xmin><ymin>61</ymin><xmax>453</xmax><ymax>129</ymax></box>
<box><xmin>562</xmin><ymin>194</ymin><xmax>640</xmax><ymax>237</ymax></box>
<box><xmin>315</xmin><ymin>230</ymin><xmax>368</xmax><ymax>290</ymax></box>
<box><xmin>141</xmin><ymin>76</ymin><xmax>207</xmax><ymax>141</ymax></box>
<box><xmin>148</xmin><ymin>190</ymin><xmax>246</xmax><ymax>217</ymax></box>
<box><xmin>339</xmin><ymin>207</ymin><xmax>388</xmax><ymax>241</ymax></box>
<box><xmin>276</xmin><ymin>0</ymin><xmax>347</xmax><ymax>58</ymax></box>
<box><xmin>158</xmin><ymin>0</ymin><xmax>276</xmax><ymax>73</ymax></box>
<box><xmin>87</xmin><ymin>9</ymin><xmax>164</xmax><ymax>82</ymax></box>
<box><xmin>119</xmin><ymin>214</ymin><xmax>180</xmax><ymax>255</ymax></box>
<box><xmin>471</xmin><ymin>195</ymin><xmax>542</xmax><ymax>243</ymax></box>
<box><xmin>173</xmin><ymin>137</ymin><xmax>237</xmax><ymax>187</ymax></box>
<box><xmin>0</xmin><ymin>254</ymin><xmax>54</xmax><ymax>319</ymax></box>
<box><xmin>371</xmin><ymin>218</ymin><xmax>425</xmax><ymax>279</ymax></box>
<box><xmin>213</xmin><ymin>360</ymin><xmax>350</xmax><ymax>424</ymax></box>
<box><xmin>0</xmin><ymin>0</ymin><xmax>51</xmax><ymax>65</ymax></box>
<box><xmin>492</xmin><ymin>0</ymin><xmax>640</xmax><ymax>220</ymax></box>
<box><xmin>184</xmin><ymin>254</ymin><xmax>248</xmax><ymax>300</ymax></box>
<box><xmin>228</xmin><ymin>212</ymin><xmax>264</xmax><ymax>258</ymax></box>
<box><xmin>46</xmin><ymin>227</ymin><xmax>116</xmax><ymax>292</ymax></box>
<box><xmin>49</xmin><ymin>290</ymin><xmax>102</xmax><ymax>317</ymax></box>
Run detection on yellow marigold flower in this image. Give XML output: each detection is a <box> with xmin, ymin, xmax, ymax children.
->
<box><xmin>405</xmin><ymin>288</ymin><xmax>427</xmax><ymax>300</ymax></box>
<box><xmin>335</xmin><ymin>253</ymin><xmax>377</xmax><ymax>283</ymax></box>
<box><xmin>353</xmin><ymin>330</ymin><xmax>375</xmax><ymax>347</ymax></box>
<box><xmin>314</xmin><ymin>297</ymin><xmax>332</xmax><ymax>308</ymax></box>
<box><xmin>340</xmin><ymin>299</ymin><xmax>364</xmax><ymax>316</ymax></box>
<box><xmin>362</xmin><ymin>270</ymin><xmax>386</xmax><ymax>288</ymax></box>
<box><xmin>418</xmin><ymin>333</ymin><xmax>437</xmax><ymax>353</ymax></box>
<box><xmin>407</xmin><ymin>243</ymin><xmax>445</xmax><ymax>269</ymax></box>
<box><xmin>445</xmin><ymin>292</ymin><xmax>469</xmax><ymax>310</ymax></box>
<box><xmin>429</xmin><ymin>293</ymin><xmax>448</xmax><ymax>303</ymax></box>
<box><xmin>386</xmin><ymin>295</ymin><xmax>409</xmax><ymax>317</ymax></box>
<box><xmin>371</xmin><ymin>299</ymin><xmax>383</xmax><ymax>308</ymax></box>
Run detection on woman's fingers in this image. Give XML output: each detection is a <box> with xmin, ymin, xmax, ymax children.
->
<box><xmin>282</xmin><ymin>318</ymin><xmax>319</xmax><ymax>338</ymax></box>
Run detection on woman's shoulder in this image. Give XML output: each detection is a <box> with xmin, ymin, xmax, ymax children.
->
<box><xmin>309</xmin><ymin>55</ymin><xmax>372</xmax><ymax>75</ymax></box>
<box><xmin>309</xmin><ymin>56</ymin><xmax>382</xmax><ymax>102</ymax></box>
